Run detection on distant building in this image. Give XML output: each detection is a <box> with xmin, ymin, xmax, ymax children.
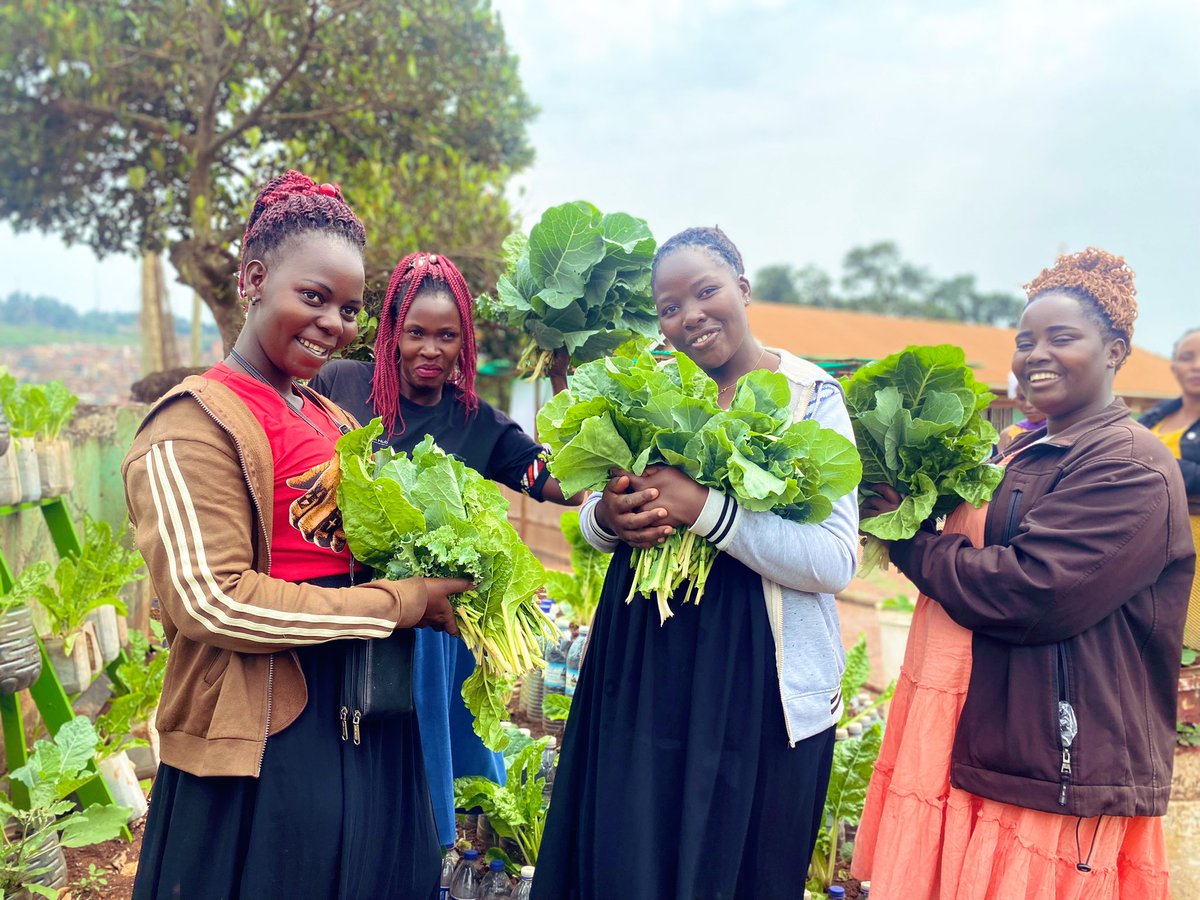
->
<box><xmin>747</xmin><ymin>303</ymin><xmax>1177</xmax><ymax>426</ymax></box>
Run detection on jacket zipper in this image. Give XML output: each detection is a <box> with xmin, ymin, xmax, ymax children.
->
<box><xmin>257</xmin><ymin>654</ymin><xmax>275</xmax><ymax>775</ymax></box>
<box><xmin>1056</xmin><ymin>643</ymin><xmax>1073</xmax><ymax>806</ymax></box>
<box><xmin>188</xmin><ymin>392</ymin><xmax>278</xmax><ymax>773</ymax></box>
<box><xmin>1002</xmin><ymin>488</ymin><xmax>1024</xmax><ymax>543</ymax></box>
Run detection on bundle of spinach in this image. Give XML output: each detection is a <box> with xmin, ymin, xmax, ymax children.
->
<box><xmin>454</xmin><ymin>736</ymin><xmax>551</xmax><ymax>866</ymax></box>
<box><xmin>336</xmin><ymin>423</ymin><xmax>557</xmax><ymax>751</ymax></box>
<box><xmin>542</xmin><ymin>510</ymin><xmax>608</xmax><ymax>627</ymax></box>
<box><xmin>537</xmin><ymin>349</ymin><xmax>861</xmax><ymax>624</ymax></box>
<box><xmin>477</xmin><ymin>201</ymin><xmax>661</xmax><ymax>379</ymax></box>
<box><xmin>841</xmin><ymin>344</ymin><xmax>1004</xmax><ymax>573</ymax></box>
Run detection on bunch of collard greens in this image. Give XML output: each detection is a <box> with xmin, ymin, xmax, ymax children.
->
<box><xmin>477</xmin><ymin>201</ymin><xmax>660</xmax><ymax>378</ymax></box>
<box><xmin>541</xmin><ymin>510</ymin><xmax>608</xmax><ymax>627</ymax></box>
<box><xmin>336</xmin><ymin>423</ymin><xmax>557</xmax><ymax>751</ymax></box>
<box><xmin>537</xmin><ymin>349</ymin><xmax>861</xmax><ymax>624</ymax></box>
<box><xmin>841</xmin><ymin>344</ymin><xmax>1004</xmax><ymax>572</ymax></box>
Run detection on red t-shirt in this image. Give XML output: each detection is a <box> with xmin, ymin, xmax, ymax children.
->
<box><xmin>206</xmin><ymin>363</ymin><xmax>355</xmax><ymax>581</ymax></box>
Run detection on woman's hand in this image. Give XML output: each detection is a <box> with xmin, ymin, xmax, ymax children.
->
<box><xmin>626</xmin><ymin>466</ymin><xmax>708</xmax><ymax>530</ymax></box>
<box><xmin>415</xmin><ymin>577</ymin><xmax>473</xmax><ymax>636</ymax></box>
<box><xmin>595</xmin><ymin>471</ymin><xmax>673</xmax><ymax>549</ymax></box>
<box><xmin>860</xmin><ymin>483</ymin><xmax>903</xmax><ymax>521</ymax></box>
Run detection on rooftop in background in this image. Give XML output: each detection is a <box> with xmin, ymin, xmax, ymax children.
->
<box><xmin>748</xmin><ymin>302</ymin><xmax>1179</xmax><ymax>401</ymax></box>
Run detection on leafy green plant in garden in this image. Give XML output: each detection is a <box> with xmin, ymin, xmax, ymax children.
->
<box><xmin>542</xmin><ymin>510</ymin><xmax>608</xmax><ymax>627</ymax></box>
<box><xmin>35</xmin><ymin>517</ymin><xmax>143</xmax><ymax>654</ymax></box>
<box><xmin>337</xmin><ymin>424</ymin><xmax>555</xmax><ymax>751</ymax></box>
<box><xmin>537</xmin><ymin>348</ymin><xmax>861</xmax><ymax>623</ymax></box>
<box><xmin>70</xmin><ymin>862</ymin><xmax>110</xmax><ymax>897</ymax></box>
<box><xmin>0</xmin><ymin>377</ymin><xmax>47</xmax><ymax>439</ymax></box>
<box><xmin>879</xmin><ymin>593</ymin><xmax>916</xmax><ymax>614</ymax></box>
<box><xmin>0</xmin><ymin>717</ymin><xmax>130</xmax><ymax>898</ymax></box>
<box><xmin>808</xmin><ymin>636</ymin><xmax>894</xmax><ymax>892</ymax></box>
<box><xmin>478</xmin><ymin>201</ymin><xmax>661</xmax><ymax>378</ymax></box>
<box><xmin>841</xmin><ymin>344</ymin><xmax>1004</xmax><ymax>573</ymax></box>
<box><xmin>38</xmin><ymin>382</ymin><xmax>77</xmax><ymax>440</ymax></box>
<box><xmin>0</xmin><ymin>561</ymin><xmax>51</xmax><ymax>620</ymax></box>
<box><xmin>455</xmin><ymin>737</ymin><xmax>551</xmax><ymax>866</ymax></box>
<box><xmin>96</xmin><ymin>623</ymin><xmax>169</xmax><ymax>760</ymax></box>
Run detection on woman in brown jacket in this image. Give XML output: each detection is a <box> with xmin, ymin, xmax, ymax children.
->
<box><xmin>853</xmin><ymin>249</ymin><xmax>1193</xmax><ymax>898</ymax></box>
<box><xmin>124</xmin><ymin>171</ymin><xmax>470</xmax><ymax>899</ymax></box>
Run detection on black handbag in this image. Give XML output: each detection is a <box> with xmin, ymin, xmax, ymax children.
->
<box><xmin>302</xmin><ymin>571</ymin><xmax>415</xmax><ymax>747</ymax></box>
<box><xmin>339</xmin><ymin>626</ymin><xmax>415</xmax><ymax>745</ymax></box>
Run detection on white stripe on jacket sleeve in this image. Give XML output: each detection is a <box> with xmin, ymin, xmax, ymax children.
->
<box><xmin>145</xmin><ymin>441</ymin><xmax>394</xmax><ymax>643</ymax></box>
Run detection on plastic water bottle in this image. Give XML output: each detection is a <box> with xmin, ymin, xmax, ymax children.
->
<box><xmin>450</xmin><ymin>849</ymin><xmax>480</xmax><ymax>899</ymax></box>
<box><xmin>542</xmin><ymin>624</ymin><xmax>571</xmax><ymax>734</ymax></box>
<box><xmin>512</xmin><ymin>866</ymin><xmax>534</xmax><ymax>900</ymax></box>
<box><xmin>565</xmin><ymin>626</ymin><xmax>589</xmax><ymax>697</ymax></box>
<box><xmin>478</xmin><ymin>858</ymin><xmax>511</xmax><ymax>899</ymax></box>
<box><xmin>860</xmin><ymin>882</ymin><xmax>871</xmax><ymax>898</ymax></box>
<box><xmin>539</xmin><ymin>735</ymin><xmax>558</xmax><ymax>799</ymax></box>
<box><xmin>827</xmin><ymin>887</ymin><xmax>846</xmax><ymax>900</ymax></box>
<box><xmin>439</xmin><ymin>846</ymin><xmax>461</xmax><ymax>899</ymax></box>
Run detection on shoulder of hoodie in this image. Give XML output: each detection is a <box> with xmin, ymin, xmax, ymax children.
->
<box><xmin>124</xmin><ymin>375</ymin><xmax>264</xmax><ymax>470</ymax></box>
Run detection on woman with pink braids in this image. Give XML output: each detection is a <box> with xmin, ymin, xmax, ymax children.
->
<box><xmin>310</xmin><ymin>251</ymin><xmax>582</xmax><ymax>847</ymax></box>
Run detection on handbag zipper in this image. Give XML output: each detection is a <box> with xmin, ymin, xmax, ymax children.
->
<box><xmin>1056</xmin><ymin>643</ymin><xmax>1074</xmax><ymax>806</ymax></box>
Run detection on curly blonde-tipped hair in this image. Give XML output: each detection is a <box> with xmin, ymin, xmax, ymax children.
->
<box><xmin>1023</xmin><ymin>247</ymin><xmax>1137</xmax><ymax>343</ymax></box>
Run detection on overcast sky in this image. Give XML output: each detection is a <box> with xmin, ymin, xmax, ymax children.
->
<box><xmin>2</xmin><ymin>0</ymin><xmax>1196</xmax><ymax>356</ymax></box>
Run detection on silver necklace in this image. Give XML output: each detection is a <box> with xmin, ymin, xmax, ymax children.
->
<box><xmin>228</xmin><ymin>348</ymin><xmax>348</xmax><ymax>437</ymax></box>
<box><xmin>716</xmin><ymin>347</ymin><xmax>769</xmax><ymax>398</ymax></box>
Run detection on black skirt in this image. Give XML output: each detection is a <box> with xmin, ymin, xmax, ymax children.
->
<box><xmin>533</xmin><ymin>544</ymin><xmax>835</xmax><ymax>900</ymax></box>
<box><xmin>133</xmin><ymin>576</ymin><xmax>440</xmax><ymax>899</ymax></box>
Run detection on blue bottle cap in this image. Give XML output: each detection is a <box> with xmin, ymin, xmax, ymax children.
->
<box><xmin>828</xmin><ymin>888</ymin><xmax>846</xmax><ymax>899</ymax></box>
<box><xmin>489</xmin><ymin>858</ymin><xmax>505</xmax><ymax>870</ymax></box>
<box><xmin>539</xmin><ymin>597</ymin><xmax>553</xmax><ymax>613</ymax></box>
<box><xmin>464</xmin><ymin>849</ymin><xmax>479</xmax><ymax>860</ymax></box>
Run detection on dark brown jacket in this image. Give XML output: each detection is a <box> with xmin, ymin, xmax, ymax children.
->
<box><xmin>892</xmin><ymin>400</ymin><xmax>1194</xmax><ymax>817</ymax></box>
<box><xmin>123</xmin><ymin>377</ymin><xmax>429</xmax><ymax>778</ymax></box>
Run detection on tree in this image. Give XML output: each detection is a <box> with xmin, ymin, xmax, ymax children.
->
<box><xmin>840</xmin><ymin>241</ymin><xmax>932</xmax><ymax>317</ymax></box>
<box><xmin>753</xmin><ymin>265</ymin><xmax>800</xmax><ymax>304</ymax></box>
<box><xmin>0</xmin><ymin>0</ymin><xmax>535</xmax><ymax>349</ymax></box>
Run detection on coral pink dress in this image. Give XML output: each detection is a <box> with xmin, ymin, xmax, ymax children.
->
<box><xmin>851</xmin><ymin>501</ymin><xmax>1171</xmax><ymax>899</ymax></box>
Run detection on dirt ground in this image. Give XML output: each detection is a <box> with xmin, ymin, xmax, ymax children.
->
<box><xmin>61</xmin><ymin>816</ymin><xmax>143</xmax><ymax>899</ymax></box>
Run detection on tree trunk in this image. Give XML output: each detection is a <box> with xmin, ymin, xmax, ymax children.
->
<box><xmin>140</xmin><ymin>251</ymin><xmax>180</xmax><ymax>375</ymax></box>
<box><xmin>169</xmin><ymin>237</ymin><xmax>243</xmax><ymax>353</ymax></box>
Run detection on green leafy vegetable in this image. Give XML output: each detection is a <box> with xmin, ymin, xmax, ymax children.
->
<box><xmin>337</xmin><ymin>423</ymin><xmax>556</xmax><ymax>750</ymax></box>
<box><xmin>477</xmin><ymin>201</ymin><xmax>661</xmax><ymax>378</ymax></box>
<box><xmin>96</xmin><ymin>622</ymin><xmax>169</xmax><ymax>760</ymax></box>
<box><xmin>454</xmin><ymin>737</ymin><xmax>551</xmax><ymax>865</ymax></box>
<box><xmin>537</xmin><ymin>349</ymin><xmax>861</xmax><ymax>623</ymax></box>
<box><xmin>0</xmin><ymin>560</ymin><xmax>52</xmax><ymax>618</ymax></box>
<box><xmin>35</xmin><ymin>517</ymin><xmax>143</xmax><ymax>654</ymax></box>
<box><xmin>544</xmin><ymin>510</ymin><xmax>608</xmax><ymax>626</ymax></box>
<box><xmin>0</xmin><ymin>376</ymin><xmax>48</xmax><ymax>439</ymax></box>
<box><xmin>41</xmin><ymin>381</ymin><xmax>78</xmax><ymax>440</ymax></box>
<box><xmin>808</xmin><ymin>721</ymin><xmax>883</xmax><ymax>891</ymax></box>
<box><xmin>841</xmin><ymin>344</ymin><xmax>1004</xmax><ymax>572</ymax></box>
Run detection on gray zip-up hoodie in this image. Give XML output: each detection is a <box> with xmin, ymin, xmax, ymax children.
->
<box><xmin>579</xmin><ymin>350</ymin><xmax>859</xmax><ymax>745</ymax></box>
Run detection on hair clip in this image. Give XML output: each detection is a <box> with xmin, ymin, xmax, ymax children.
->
<box><xmin>317</xmin><ymin>182</ymin><xmax>341</xmax><ymax>198</ymax></box>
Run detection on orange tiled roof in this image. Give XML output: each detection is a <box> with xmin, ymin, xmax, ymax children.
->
<box><xmin>748</xmin><ymin>303</ymin><xmax>1179</xmax><ymax>400</ymax></box>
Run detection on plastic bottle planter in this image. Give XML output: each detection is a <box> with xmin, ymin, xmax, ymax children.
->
<box><xmin>97</xmin><ymin>751</ymin><xmax>149</xmax><ymax>822</ymax></box>
<box><xmin>42</xmin><ymin>620</ymin><xmax>103</xmax><ymax>695</ymax></box>
<box><xmin>0</xmin><ymin>407</ymin><xmax>9</xmax><ymax>457</ymax></box>
<box><xmin>0</xmin><ymin>605</ymin><xmax>44</xmax><ymax>695</ymax></box>
<box><xmin>876</xmin><ymin>606</ymin><xmax>915</xmax><ymax>686</ymax></box>
<box><xmin>0</xmin><ymin>443</ymin><xmax>20</xmax><ymax>506</ymax></box>
<box><xmin>13</xmin><ymin>437</ymin><xmax>41</xmax><ymax>504</ymax></box>
<box><xmin>33</xmin><ymin>439</ymin><xmax>72</xmax><ymax>499</ymax></box>
<box><xmin>1</xmin><ymin>824</ymin><xmax>70</xmax><ymax>898</ymax></box>
<box><xmin>86</xmin><ymin>604</ymin><xmax>122</xmax><ymax>664</ymax></box>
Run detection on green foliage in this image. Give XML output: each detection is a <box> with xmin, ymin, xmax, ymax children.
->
<box><xmin>880</xmin><ymin>593</ymin><xmax>916</xmax><ymax>613</ymax></box>
<box><xmin>809</xmin><ymin>722</ymin><xmax>884</xmax><ymax>891</ymax></box>
<box><xmin>0</xmin><ymin>561</ymin><xmax>51</xmax><ymax>618</ymax></box>
<box><xmin>756</xmin><ymin>242</ymin><xmax>1024</xmax><ymax>326</ymax></box>
<box><xmin>0</xmin><ymin>717</ymin><xmax>130</xmax><ymax>896</ymax></box>
<box><xmin>40</xmin><ymin>381</ymin><xmax>79</xmax><ymax>440</ymax></box>
<box><xmin>544</xmin><ymin>511</ymin><xmax>608</xmax><ymax>627</ymax></box>
<box><xmin>35</xmin><ymin>517</ymin><xmax>143</xmax><ymax>653</ymax></box>
<box><xmin>337</xmin><ymin>424</ymin><xmax>555</xmax><ymax>751</ymax></box>
<box><xmin>70</xmin><ymin>862</ymin><xmax>110</xmax><ymax>897</ymax></box>
<box><xmin>842</xmin><ymin>344</ymin><xmax>1003</xmax><ymax>572</ymax></box>
<box><xmin>838</xmin><ymin>634</ymin><xmax>894</xmax><ymax>729</ymax></box>
<box><xmin>478</xmin><ymin>202</ymin><xmax>661</xmax><ymax>378</ymax></box>
<box><xmin>454</xmin><ymin>737</ymin><xmax>550</xmax><ymax>865</ymax></box>
<box><xmin>537</xmin><ymin>349</ymin><xmax>861</xmax><ymax>621</ymax></box>
<box><xmin>0</xmin><ymin>0</ymin><xmax>535</xmax><ymax>347</ymax></box>
<box><xmin>1178</xmin><ymin>721</ymin><xmax>1200</xmax><ymax>748</ymax></box>
<box><xmin>541</xmin><ymin>692</ymin><xmax>572</xmax><ymax>722</ymax></box>
<box><xmin>96</xmin><ymin>622</ymin><xmax>169</xmax><ymax>760</ymax></box>
<box><xmin>1183</xmin><ymin>646</ymin><xmax>1198</xmax><ymax>667</ymax></box>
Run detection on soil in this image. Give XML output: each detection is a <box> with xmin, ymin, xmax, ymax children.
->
<box><xmin>60</xmin><ymin>816</ymin><xmax>144</xmax><ymax>899</ymax></box>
